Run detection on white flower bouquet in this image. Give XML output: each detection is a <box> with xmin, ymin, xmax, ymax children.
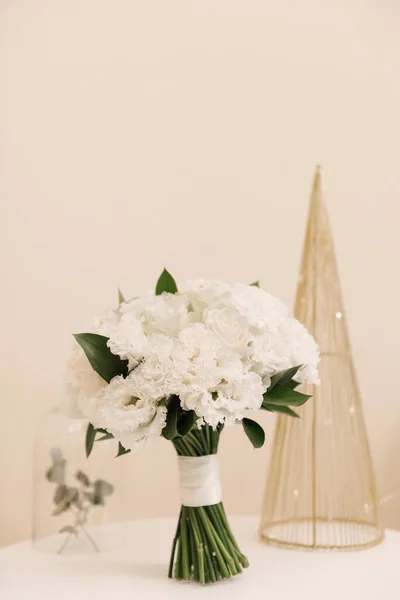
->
<box><xmin>67</xmin><ymin>269</ymin><xmax>319</xmax><ymax>584</ymax></box>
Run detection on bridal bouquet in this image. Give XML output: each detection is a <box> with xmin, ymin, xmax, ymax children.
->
<box><xmin>67</xmin><ymin>269</ymin><xmax>319</xmax><ymax>584</ymax></box>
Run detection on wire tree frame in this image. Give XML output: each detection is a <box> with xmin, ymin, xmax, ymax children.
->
<box><xmin>259</xmin><ymin>167</ymin><xmax>383</xmax><ymax>551</ymax></box>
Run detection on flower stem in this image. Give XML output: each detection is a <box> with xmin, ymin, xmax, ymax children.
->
<box><xmin>169</xmin><ymin>425</ymin><xmax>248</xmax><ymax>584</ymax></box>
<box><xmin>168</xmin><ymin>509</ymin><xmax>181</xmax><ymax>578</ymax></box>
<box><xmin>197</xmin><ymin>507</ymin><xmax>231</xmax><ymax>579</ymax></box>
<box><xmin>187</xmin><ymin>507</ymin><xmax>206</xmax><ymax>584</ymax></box>
<box><xmin>187</xmin><ymin>518</ymin><xmax>199</xmax><ymax>581</ymax></box>
<box><xmin>185</xmin><ymin>432</ymin><xmax>204</xmax><ymax>455</ymax></box>
<box><xmin>181</xmin><ymin>438</ymin><xmax>197</xmax><ymax>457</ymax></box>
<box><xmin>207</xmin><ymin>505</ymin><xmax>242</xmax><ymax>572</ymax></box>
<box><xmin>217</xmin><ymin>503</ymin><xmax>249</xmax><ymax>567</ymax></box>
<box><xmin>205</xmin><ymin>426</ymin><xmax>211</xmax><ymax>453</ymax></box>
<box><xmin>174</xmin><ymin>537</ymin><xmax>182</xmax><ymax>579</ymax></box>
<box><xmin>197</xmin><ymin>512</ymin><xmax>217</xmax><ymax>583</ymax></box>
<box><xmin>180</xmin><ymin>507</ymin><xmax>190</xmax><ymax>580</ymax></box>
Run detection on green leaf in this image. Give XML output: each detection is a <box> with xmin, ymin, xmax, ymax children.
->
<box><xmin>242</xmin><ymin>418</ymin><xmax>265</xmax><ymax>449</ymax></box>
<box><xmin>75</xmin><ymin>470</ymin><xmax>90</xmax><ymax>486</ymax></box>
<box><xmin>268</xmin><ymin>366</ymin><xmax>302</xmax><ymax>391</ymax></box>
<box><xmin>118</xmin><ymin>287</ymin><xmax>125</xmax><ymax>305</ymax></box>
<box><xmin>73</xmin><ymin>333</ymin><xmax>128</xmax><ymax>383</ymax></box>
<box><xmin>84</xmin><ymin>491</ymin><xmax>103</xmax><ymax>506</ymax></box>
<box><xmin>162</xmin><ymin>396</ymin><xmax>180</xmax><ymax>440</ymax></box>
<box><xmin>116</xmin><ymin>442</ymin><xmax>131</xmax><ymax>457</ymax></box>
<box><xmin>263</xmin><ymin>386</ymin><xmax>311</xmax><ymax>407</ymax></box>
<box><xmin>250</xmin><ymin>281</ymin><xmax>260</xmax><ymax>287</ymax></box>
<box><xmin>97</xmin><ymin>432</ymin><xmax>114</xmax><ymax>441</ymax></box>
<box><xmin>53</xmin><ymin>484</ymin><xmax>68</xmax><ymax>504</ymax></box>
<box><xmin>46</xmin><ymin>460</ymin><xmax>66</xmax><ymax>484</ymax></box>
<box><xmin>262</xmin><ymin>403</ymin><xmax>300</xmax><ymax>418</ymax></box>
<box><xmin>85</xmin><ymin>423</ymin><xmax>96</xmax><ymax>458</ymax></box>
<box><xmin>177</xmin><ymin>410</ymin><xmax>197</xmax><ymax>437</ymax></box>
<box><xmin>52</xmin><ymin>487</ymin><xmax>79</xmax><ymax>515</ymax></box>
<box><xmin>282</xmin><ymin>379</ymin><xmax>300</xmax><ymax>390</ymax></box>
<box><xmin>155</xmin><ymin>268</ymin><xmax>178</xmax><ymax>295</ymax></box>
<box><xmin>94</xmin><ymin>479</ymin><xmax>114</xmax><ymax>497</ymax></box>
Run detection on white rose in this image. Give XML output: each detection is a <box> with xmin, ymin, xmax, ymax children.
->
<box><xmin>179</xmin><ymin>279</ymin><xmax>232</xmax><ymax>316</ymax></box>
<box><xmin>141</xmin><ymin>294</ymin><xmax>190</xmax><ymax>336</ymax></box>
<box><xmin>204</xmin><ymin>307</ymin><xmax>252</xmax><ymax>351</ymax></box>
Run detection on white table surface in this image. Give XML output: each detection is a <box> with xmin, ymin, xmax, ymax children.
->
<box><xmin>1</xmin><ymin>517</ymin><xmax>399</xmax><ymax>599</ymax></box>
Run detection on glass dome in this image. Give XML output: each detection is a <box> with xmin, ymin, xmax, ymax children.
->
<box><xmin>32</xmin><ymin>409</ymin><xmax>124</xmax><ymax>555</ymax></box>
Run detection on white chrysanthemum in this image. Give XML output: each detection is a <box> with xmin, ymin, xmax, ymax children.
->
<box><xmin>65</xmin><ymin>345</ymin><xmax>107</xmax><ymax>421</ymax></box>
<box><xmin>93</xmin><ymin>375</ymin><xmax>167</xmax><ymax>452</ymax></box>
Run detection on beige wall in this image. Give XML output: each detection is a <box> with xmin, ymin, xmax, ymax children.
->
<box><xmin>1</xmin><ymin>0</ymin><xmax>400</xmax><ymax>546</ymax></box>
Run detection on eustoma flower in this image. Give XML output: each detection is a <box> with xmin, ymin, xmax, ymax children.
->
<box><xmin>66</xmin><ymin>269</ymin><xmax>319</xmax><ymax>584</ymax></box>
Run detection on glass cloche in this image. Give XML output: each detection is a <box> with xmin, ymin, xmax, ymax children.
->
<box><xmin>32</xmin><ymin>408</ymin><xmax>124</xmax><ymax>555</ymax></box>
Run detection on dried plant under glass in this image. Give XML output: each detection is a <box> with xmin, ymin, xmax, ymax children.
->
<box><xmin>46</xmin><ymin>448</ymin><xmax>114</xmax><ymax>554</ymax></box>
<box><xmin>259</xmin><ymin>167</ymin><xmax>384</xmax><ymax>550</ymax></box>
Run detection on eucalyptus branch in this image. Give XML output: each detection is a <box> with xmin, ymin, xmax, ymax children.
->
<box><xmin>46</xmin><ymin>449</ymin><xmax>114</xmax><ymax>554</ymax></box>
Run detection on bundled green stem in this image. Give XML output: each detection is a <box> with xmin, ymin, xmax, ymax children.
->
<box><xmin>169</xmin><ymin>425</ymin><xmax>249</xmax><ymax>584</ymax></box>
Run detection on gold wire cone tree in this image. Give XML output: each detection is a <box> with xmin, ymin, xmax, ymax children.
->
<box><xmin>259</xmin><ymin>167</ymin><xmax>383</xmax><ymax>550</ymax></box>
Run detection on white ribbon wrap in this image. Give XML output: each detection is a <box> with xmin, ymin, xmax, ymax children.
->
<box><xmin>178</xmin><ymin>455</ymin><xmax>222</xmax><ymax>507</ymax></box>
